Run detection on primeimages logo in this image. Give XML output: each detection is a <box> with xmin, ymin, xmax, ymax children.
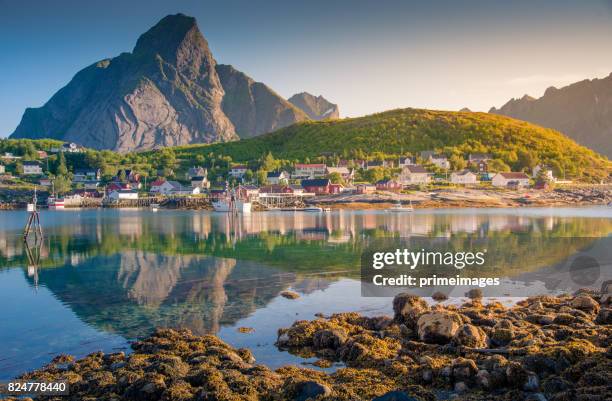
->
<box><xmin>372</xmin><ymin>248</ymin><xmax>487</xmax><ymax>270</ymax></box>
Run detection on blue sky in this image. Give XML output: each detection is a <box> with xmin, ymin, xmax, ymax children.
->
<box><xmin>1</xmin><ymin>0</ymin><xmax>612</xmax><ymax>136</ymax></box>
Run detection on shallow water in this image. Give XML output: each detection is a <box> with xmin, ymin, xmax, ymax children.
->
<box><xmin>0</xmin><ymin>207</ymin><xmax>610</xmax><ymax>379</ymax></box>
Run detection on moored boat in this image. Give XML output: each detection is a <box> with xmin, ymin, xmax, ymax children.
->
<box><xmin>47</xmin><ymin>196</ymin><xmax>65</xmax><ymax>209</ymax></box>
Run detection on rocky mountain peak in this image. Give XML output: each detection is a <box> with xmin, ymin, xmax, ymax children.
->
<box><xmin>288</xmin><ymin>92</ymin><xmax>339</xmax><ymax>120</ymax></box>
<box><xmin>10</xmin><ymin>14</ymin><xmax>317</xmax><ymax>151</ymax></box>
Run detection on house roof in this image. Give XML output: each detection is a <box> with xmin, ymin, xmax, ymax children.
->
<box><xmin>326</xmin><ymin>167</ymin><xmax>350</xmax><ymax>175</ymax></box>
<box><xmin>499</xmin><ymin>172</ymin><xmax>530</xmax><ymax>179</ymax></box>
<box><xmin>23</xmin><ymin>161</ymin><xmax>41</xmax><ymax>166</ymax></box>
<box><xmin>166</xmin><ymin>180</ymin><xmax>183</xmax><ymax>190</ymax></box>
<box><xmin>295</xmin><ymin>163</ymin><xmax>326</xmax><ymax>168</ymax></box>
<box><xmin>405</xmin><ymin>165</ymin><xmax>428</xmax><ymax>173</ymax></box>
<box><xmin>241</xmin><ymin>185</ymin><xmax>259</xmax><ymax>190</ymax></box>
<box><xmin>259</xmin><ymin>185</ymin><xmax>285</xmax><ymax>193</ymax></box>
<box><xmin>301</xmin><ymin>179</ymin><xmax>330</xmax><ymax>187</ymax></box>
<box><xmin>367</xmin><ymin>160</ymin><xmax>384</xmax><ymax>166</ymax></box>
<box><xmin>231</xmin><ymin>165</ymin><xmax>248</xmax><ymax>170</ymax></box>
<box><xmin>190</xmin><ymin>176</ymin><xmax>207</xmax><ymax>181</ymax></box>
<box><xmin>151</xmin><ymin>179</ymin><xmax>167</xmax><ymax>186</ymax></box>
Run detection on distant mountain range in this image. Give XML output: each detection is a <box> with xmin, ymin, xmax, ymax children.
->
<box><xmin>490</xmin><ymin>73</ymin><xmax>612</xmax><ymax>158</ymax></box>
<box><xmin>10</xmin><ymin>14</ymin><xmax>338</xmax><ymax>152</ymax></box>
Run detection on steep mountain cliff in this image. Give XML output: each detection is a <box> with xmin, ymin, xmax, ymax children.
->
<box><xmin>490</xmin><ymin>73</ymin><xmax>612</xmax><ymax>158</ymax></box>
<box><xmin>216</xmin><ymin>64</ymin><xmax>308</xmax><ymax>138</ymax></box>
<box><xmin>288</xmin><ymin>92</ymin><xmax>340</xmax><ymax>120</ymax></box>
<box><xmin>10</xmin><ymin>14</ymin><xmax>309</xmax><ymax>151</ymax></box>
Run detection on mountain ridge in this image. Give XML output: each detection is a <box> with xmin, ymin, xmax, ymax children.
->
<box><xmin>490</xmin><ymin>73</ymin><xmax>612</xmax><ymax>158</ymax></box>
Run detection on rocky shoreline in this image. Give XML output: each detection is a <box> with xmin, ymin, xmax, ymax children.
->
<box><xmin>3</xmin><ymin>288</ymin><xmax>611</xmax><ymax>401</ymax></box>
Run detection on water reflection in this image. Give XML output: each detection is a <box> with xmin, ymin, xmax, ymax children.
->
<box><xmin>0</xmin><ymin>208</ymin><xmax>610</xmax><ymax>378</ymax></box>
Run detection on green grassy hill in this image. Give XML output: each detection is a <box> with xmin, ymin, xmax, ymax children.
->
<box><xmin>172</xmin><ymin>108</ymin><xmax>610</xmax><ymax>182</ymax></box>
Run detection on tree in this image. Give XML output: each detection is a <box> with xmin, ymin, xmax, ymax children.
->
<box><xmin>488</xmin><ymin>159</ymin><xmax>511</xmax><ymax>173</ymax></box>
<box><xmin>53</xmin><ymin>175</ymin><xmax>72</xmax><ymax>195</ymax></box>
<box><xmin>256</xmin><ymin>170</ymin><xmax>268</xmax><ymax>185</ymax></box>
<box><xmin>15</xmin><ymin>161</ymin><xmax>24</xmax><ymax>176</ymax></box>
<box><xmin>244</xmin><ymin>169</ymin><xmax>254</xmax><ymax>183</ymax></box>
<box><xmin>56</xmin><ymin>152</ymin><xmax>68</xmax><ymax>176</ymax></box>
<box><xmin>328</xmin><ymin>172</ymin><xmax>344</xmax><ymax>185</ymax></box>
<box><xmin>517</xmin><ymin>149</ymin><xmax>538</xmax><ymax>171</ymax></box>
<box><xmin>261</xmin><ymin>152</ymin><xmax>279</xmax><ymax>172</ymax></box>
<box><xmin>449</xmin><ymin>155</ymin><xmax>467</xmax><ymax>171</ymax></box>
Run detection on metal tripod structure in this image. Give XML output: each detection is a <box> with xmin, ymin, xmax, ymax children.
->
<box><xmin>23</xmin><ymin>187</ymin><xmax>43</xmax><ymax>241</ymax></box>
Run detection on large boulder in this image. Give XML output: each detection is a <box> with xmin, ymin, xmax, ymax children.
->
<box><xmin>570</xmin><ymin>295</ymin><xmax>600</xmax><ymax>313</ymax></box>
<box><xmin>417</xmin><ymin>311</ymin><xmax>463</xmax><ymax>344</ymax></box>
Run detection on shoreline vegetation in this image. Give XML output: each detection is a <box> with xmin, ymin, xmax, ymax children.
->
<box><xmin>5</xmin><ymin>288</ymin><xmax>610</xmax><ymax>401</ymax></box>
<box><xmin>0</xmin><ymin>186</ymin><xmax>610</xmax><ymax>211</ymax></box>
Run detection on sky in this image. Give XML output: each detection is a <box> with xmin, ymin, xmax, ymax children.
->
<box><xmin>1</xmin><ymin>0</ymin><xmax>612</xmax><ymax>137</ymax></box>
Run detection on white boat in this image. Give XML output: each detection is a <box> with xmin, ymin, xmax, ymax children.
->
<box><xmin>387</xmin><ymin>200</ymin><xmax>413</xmax><ymax>212</ymax></box>
<box><xmin>150</xmin><ymin>203</ymin><xmax>159</xmax><ymax>212</ymax></box>
<box><xmin>47</xmin><ymin>196</ymin><xmax>65</xmax><ymax>209</ymax></box>
<box><xmin>212</xmin><ymin>199</ymin><xmax>252</xmax><ymax>213</ymax></box>
<box><xmin>303</xmin><ymin>207</ymin><xmax>323</xmax><ymax>212</ymax></box>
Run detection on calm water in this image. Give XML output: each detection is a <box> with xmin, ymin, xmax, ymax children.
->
<box><xmin>0</xmin><ymin>207</ymin><xmax>611</xmax><ymax>380</ymax></box>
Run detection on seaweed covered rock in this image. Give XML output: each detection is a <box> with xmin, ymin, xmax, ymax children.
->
<box><xmin>570</xmin><ymin>295</ymin><xmax>600</xmax><ymax>314</ymax></box>
<box><xmin>452</xmin><ymin>324</ymin><xmax>488</xmax><ymax>348</ymax></box>
<box><xmin>11</xmin><ymin>292</ymin><xmax>612</xmax><ymax>401</ymax></box>
<box><xmin>417</xmin><ymin>311</ymin><xmax>463</xmax><ymax>344</ymax></box>
<box><xmin>393</xmin><ymin>293</ymin><xmax>429</xmax><ymax>327</ymax></box>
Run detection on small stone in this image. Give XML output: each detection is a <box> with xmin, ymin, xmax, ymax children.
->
<box><xmin>452</xmin><ymin>324</ymin><xmax>488</xmax><ymax>348</ymax></box>
<box><xmin>432</xmin><ymin>291</ymin><xmax>448</xmax><ymax>302</ymax></box>
<box><xmin>454</xmin><ymin>381</ymin><xmax>469</xmax><ymax>393</ymax></box>
<box><xmin>294</xmin><ymin>381</ymin><xmax>332</xmax><ymax>401</ymax></box>
<box><xmin>475</xmin><ymin>369</ymin><xmax>490</xmax><ymax>389</ymax></box>
<box><xmin>452</xmin><ymin>357</ymin><xmax>478</xmax><ymax>381</ymax></box>
<box><xmin>373</xmin><ymin>390</ymin><xmax>419</xmax><ymax>401</ymax></box>
<box><xmin>422</xmin><ymin>369</ymin><xmax>433</xmax><ymax>383</ymax></box>
<box><xmin>465</xmin><ymin>288</ymin><xmax>483</xmax><ymax>300</ymax></box>
<box><xmin>505</xmin><ymin>362</ymin><xmax>529</xmax><ymax>388</ymax></box>
<box><xmin>523</xmin><ymin>372</ymin><xmax>540</xmax><ymax>391</ymax></box>
<box><xmin>281</xmin><ymin>291</ymin><xmax>300</xmax><ymax>299</ymax></box>
<box><xmin>237</xmin><ymin>327</ymin><xmax>255</xmax><ymax>333</ymax></box>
